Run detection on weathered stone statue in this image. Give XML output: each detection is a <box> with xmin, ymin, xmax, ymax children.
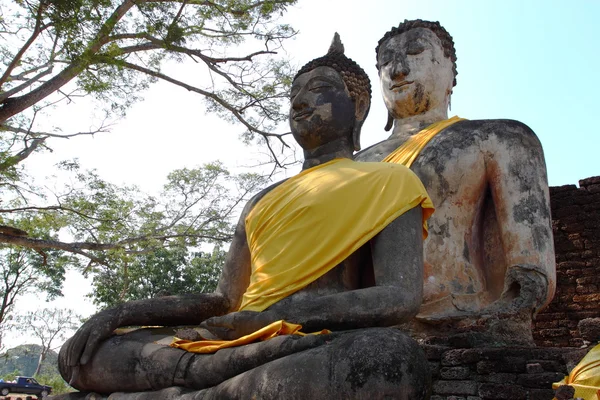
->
<box><xmin>355</xmin><ymin>19</ymin><xmax>555</xmax><ymax>342</ymax></box>
<box><xmin>56</xmin><ymin>35</ymin><xmax>434</xmax><ymax>399</ymax></box>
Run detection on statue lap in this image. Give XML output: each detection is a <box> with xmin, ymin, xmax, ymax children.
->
<box><xmin>57</xmin><ymin>327</ymin><xmax>430</xmax><ymax>399</ymax></box>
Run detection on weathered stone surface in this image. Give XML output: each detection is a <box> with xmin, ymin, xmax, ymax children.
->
<box><xmin>554</xmin><ymin>384</ymin><xmax>575</xmax><ymax>400</ymax></box>
<box><xmin>432</xmin><ymin>380</ymin><xmax>478</xmax><ymax>396</ymax></box>
<box><xmin>529</xmin><ymin>388</ymin><xmax>558</xmax><ymax>400</ymax></box>
<box><xmin>525</xmin><ymin>363</ymin><xmax>544</xmax><ymax>374</ymax></box>
<box><xmin>476</xmin><ymin>358</ymin><xmax>525</xmax><ymax>374</ymax></box>
<box><xmin>477</xmin><ymin>372</ymin><xmax>516</xmax><ymax>384</ymax></box>
<box><xmin>357</xmin><ymin>20</ymin><xmax>555</xmax><ymax>340</ymax></box>
<box><xmin>442</xmin><ymin>349</ymin><xmax>481</xmax><ymax>366</ymax></box>
<box><xmin>440</xmin><ymin>366</ymin><xmax>471</xmax><ymax>380</ymax></box>
<box><xmin>533</xmin><ymin>177</ymin><xmax>600</xmax><ymax>347</ymax></box>
<box><xmin>477</xmin><ymin>383</ymin><xmax>527</xmax><ymax>400</ymax></box>
<box><xmin>422</xmin><ymin>344</ymin><xmax>452</xmax><ymax>360</ymax></box>
<box><xmin>55</xmin><ymin>35</ymin><xmax>433</xmax><ymax>400</ymax></box>
<box><xmin>429</xmin><ymin>361</ymin><xmax>441</xmax><ymax>377</ymax></box>
<box><xmin>578</xmin><ymin>317</ymin><xmax>600</xmax><ymax>341</ymax></box>
<box><xmin>516</xmin><ymin>372</ymin><xmax>564</xmax><ymax>388</ymax></box>
<box><xmin>420</xmin><ymin>345</ymin><xmax>585</xmax><ymax>400</ymax></box>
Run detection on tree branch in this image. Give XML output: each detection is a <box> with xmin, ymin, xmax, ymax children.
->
<box><xmin>0</xmin><ymin>234</ymin><xmax>105</xmax><ymax>264</ymax></box>
<box><xmin>0</xmin><ymin>2</ymin><xmax>47</xmax><ymax>88</ymax></box>
<box><xmin>0</xmin><ymin>0</ymin><xmax>136</xmax><ymax>123</ymax></box>
<box><xmin>0</xmin><ymin>67</ymin><xmax>54</xmax><ymax>103</ymax></box>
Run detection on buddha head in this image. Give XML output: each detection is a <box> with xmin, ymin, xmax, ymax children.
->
<box><xmin>376</xmin><ymin>20</ymin><xmax>457</xmax><ymax>130</ymax></box>
<box><xmin>290</xmin><ymin>33</ymin><xmax>371</xmax><ymax>151</ymax></box>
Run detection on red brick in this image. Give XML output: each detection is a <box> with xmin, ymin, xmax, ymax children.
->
<box><xmin>573</xmin><ymin>293</ymin><xmax>600</xmax><ymax>302</ymax></box>
<box><xmin>576</xmin><ymin>284</ymin><xmax>598</xmax><ymax>293</ymax></box>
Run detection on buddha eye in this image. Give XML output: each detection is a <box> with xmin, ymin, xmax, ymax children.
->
<box><xmin>378</xmin><ymin>53</ymin><xmax>393</xmax><ymax>68</ymax></box>
<box><xmin>308</xmin><ymin>83</ymin><xmax>332</xmax><ymax>92</ymax></box>
<box><xmin>406</xmin><ymin>42</ymin><xmax>426</xmax><ymax>55</ymax></box>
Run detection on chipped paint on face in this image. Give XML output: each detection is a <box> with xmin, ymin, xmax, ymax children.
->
<box><xmin>377</xmin><ymin>28</ymin><xmax>453</xmax><ymax>119</ymax></box>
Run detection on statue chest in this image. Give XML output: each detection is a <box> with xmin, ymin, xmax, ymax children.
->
<box><xmin>288</xmin><ymin>243</ymin><xmax>372</xmax><ymax>300</ymax></box>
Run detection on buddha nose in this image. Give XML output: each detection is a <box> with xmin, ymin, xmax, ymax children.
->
<box><xmin>389</xmin><ymin>55</ymin><xmax>410</xmax><ymax>80</ymax></box>
<box><xmin>291</xmin><ymin>90</ymin><xmax>308</xmax><ymax>111</ymax></box>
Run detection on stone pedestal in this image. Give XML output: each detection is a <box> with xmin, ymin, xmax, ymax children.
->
<box><xmin>423</xmin><ymin>345</ymin><xmax>587</xmax><ymax>400</ymax></box>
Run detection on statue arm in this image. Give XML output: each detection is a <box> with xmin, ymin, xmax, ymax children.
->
<box><xmin>110</xmin><ymin>190</ymin><xmax>258</xmax><ymax>326</ymax></box>
<box><xmin>266</xmin><ymin>205</ymin><xmax>424</xmax><ymax>331</ymax></box>
<box><xmin>486</xmin><ymin>121</ymin><xmax>556</xmax><ymax>310</ymax></box>
<box><xmin>65</xmin><ymin>198</ymin><xmax>256</xmax><ymax>367</ymax></box>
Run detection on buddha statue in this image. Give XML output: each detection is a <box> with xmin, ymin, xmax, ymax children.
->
<box><xmin>55</xmin><ymin>34</ymin><xmax>434</xmax><ymax>399</ymax></box>
<box><xmin>355</xmin><ymin>19</ymin><xmax>555</xmax><ymax>342</ymax></box>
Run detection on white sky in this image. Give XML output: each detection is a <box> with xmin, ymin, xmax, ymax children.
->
<box><xmin>6</xmin><ymin>0</ymin><xmax>600</xmax><ymax>348</ymax></box>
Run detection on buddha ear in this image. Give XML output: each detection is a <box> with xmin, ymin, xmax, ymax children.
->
<box><xmin>384</xmin><ymin>112</ymin><xmax>394</xmax><ymax>132</ymax></box>
<box><xmin>352</xmin><ymin>93</ymin><xmax>370</xmax><ymax>151</ymax></box>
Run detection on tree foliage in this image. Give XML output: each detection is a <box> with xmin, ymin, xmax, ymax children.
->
<box><xmin>0</xmin><ymin>0</ymin><xmax>298</xmax><ymax>259</ymax></box>
<box><xmin>0</xmin><ymin>0</ymin><xmax>297</xmax><ymax>135</ymax></box>
<box><xmin>1</xmin><ymin>160</ymin><xmax>267</xmax><ymax>269</ymax></box>
<box><xmin>0</xmin><ymin>247</ymin><xmax>67</xmax><ymax>350</ymax></box>
<box><xmin>92</xmin><ymin>245</ymin><xmax>223</xmax><ymax>308</ymax></box>
<box><xmin>14</xmin><ymin>307</ymin><xmax>80</xmax><ymax>377</ymax></box>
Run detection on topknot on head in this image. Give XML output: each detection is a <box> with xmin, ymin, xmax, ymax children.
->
<box><xmin>376</xmin><ymin>19</ymin><xmax>458</xmax><ymax>87</ymax></box>
<box><xmin>328</xmin><ymin>32</ymin><xmax>345</xmax><ymax>55</ymax></box>
<box><xmin>294</xmin><ymin>33</ymin><xmax>371</xmax><ymax>106</ymax></box>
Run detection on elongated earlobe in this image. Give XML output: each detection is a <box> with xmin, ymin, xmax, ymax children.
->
<box><xmin>353</xmin><ymin>94</ymin><xmax>370</xmax><ymax>151</ymax></box>
<box><xmin>384</xmin><ymin>113</ymin><xmax>394</xmax><ymax>132</ymax></box>
<box><xmin>352</xmin><ymin>121</ymin><xmax>363</xmax><ymax>151</ymax></box>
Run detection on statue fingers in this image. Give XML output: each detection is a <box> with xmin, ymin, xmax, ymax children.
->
<box><xmin>201</xmin><ymin>314</ymin><xmax>235</xmax><ymax>330</ymax></box>
<box><xmin>67</xmin><ymin>328</ymin><xmax>91</xmax><ymax>367</ymax></box>
<box><xmin>81</xmin><ymin>328</ymin><xmax>106</xmax><ymax>365</ymax></box>
<box><xmin>199</xmin><ymin>324</ymin><xmax>236</xmax><ymax>341</ymax></box>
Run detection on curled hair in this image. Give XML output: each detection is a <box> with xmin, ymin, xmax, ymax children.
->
<box><xmin>376</xmin><ymin>19</ymin><xmax>457</xmax><ymax>87</ymax></box>
<box><xmin>294</xmin><ymin>33</ymin><xmax>371</xmax><ymax>107</ymax></box>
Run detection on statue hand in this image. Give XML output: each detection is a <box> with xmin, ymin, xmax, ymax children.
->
<box><xmin>491</xmin><ymin>265</ymin><xmax>549</xmax><ymax>313</ymax></box>
<box><xmin>200</xmin><ymin>310</ymin><xmax>278</xmax><ymax>341</ymax></box>
<box><xmin>65</xmin><ymin>307</ymin><xmax>122</xmax><ymax>367</ymax></box>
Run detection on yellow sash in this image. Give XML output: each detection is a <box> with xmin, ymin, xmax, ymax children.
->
<box><xmin>553</xmin><ymin>343</ymin><xmax>600</xmax><ymax>399</ymax></box>
<box><xmin>239</xmin><ymin>158</ymin><xmax>434</xmax><ymax>312</ymax></box>
<box><xmin>383</xmin><ymin>116</ymin><xmax>465</xmax><ymax>167</ymax></box>
<box><xmin>170</xmin><ymin>320</ymin><xmax>330</xmax><ymax>354</ymax></box>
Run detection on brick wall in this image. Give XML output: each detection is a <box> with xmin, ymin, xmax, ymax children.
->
<box><xmin>424</xmin><ymin>345</ymin><xmax>586</xmax><ymax>400</ymax></box>
<box><xmin>533</xmin><ymin>176</ymin><xmax>600</xmax><ymax>347</ymax></box>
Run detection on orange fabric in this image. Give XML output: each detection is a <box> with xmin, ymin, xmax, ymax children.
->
<box><xmin>170</xmin><ymin>320</ymin><xmax>329</xmax><ymax>354</ymax></box>
<box><xmin>239</xmin><ymin>158</ymin><xmax>434</xmax><ymax>312</ymax></box>
<box><xmin>553</xmin><ymin>343</ymin><xmax>600</xmax><ymax>399</ymax></box>
<box><xmin>383</xmin><ymin>116</ymin><xmax>465</xmax><ymax>167</ymax></box>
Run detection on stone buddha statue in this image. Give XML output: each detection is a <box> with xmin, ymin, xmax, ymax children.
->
<box><xmin>355</xmin><ymin>19</ymin><xmax>555</xmax><ymax>342</ymax></box>
<box><xmin>56</xmin><ymin>35</ymin><xmax>434</xmax><ymax>399</ymax></box>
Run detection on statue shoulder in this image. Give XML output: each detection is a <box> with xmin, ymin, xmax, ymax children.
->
<box><xmin>355</xmin><ymin>137</ymin><xmax>404</xmax><ymax>162</ymax></box>
<box><xmin>444</xmin><ymin>118</ymin><xmax>543</xmax><ymax>151</ymax></box>
<box><xmin>456</xmin><ymin>118</ymin><xmax>540</xmax><ymax>141</ymax></box>
<box><xmin>244</xmin><ymin>179</ymin><xmax>289</xmax><ymax>217</ymax></box>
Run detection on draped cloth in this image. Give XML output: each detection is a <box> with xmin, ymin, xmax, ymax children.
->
<box><xmin>553</xmin><ymin>343</ymin><xmax>600</xmax><ymax>399</ymax></box>
<box><xmin>239</xmin><ymin>158</ymin><xmax>434</xmax><ymax>312</ymax></box>
<box><xmin>383</xmin><ymin>116</ymin><xmax>465</xmax><ymax>167</ymax></box>
<box><xmin>170</xmin><ymin>158</ymin><xmax>433</xmax><ymax>354</ymax></box>
<box><xmin>171</xmin><ymin>320</ymin><xmax>330</xmax><ymax>354</ymax></box>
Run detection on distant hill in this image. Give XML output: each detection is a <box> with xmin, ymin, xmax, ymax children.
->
<box><xmin>0</xmin><ymin>344</ymin><xmax>59</xmax><ymax>377</ymax></box>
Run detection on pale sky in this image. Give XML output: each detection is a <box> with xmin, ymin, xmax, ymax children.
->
<box><xmin>8</xmin><ymin>0</ymin><xmax>600</xmax><ymax>348</ymax></box>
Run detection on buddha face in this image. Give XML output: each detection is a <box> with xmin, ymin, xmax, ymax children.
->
<box><xmin>289</xmin><ymin>66</ymin><xmax>356</xmax><ymax>150</ymax></box>
<box><xmin>377</xmin><ymin>27</ymin><xmax>454</xmax><ymax>119</ymax></box>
